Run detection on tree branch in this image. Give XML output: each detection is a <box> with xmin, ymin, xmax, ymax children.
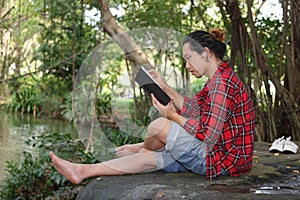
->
<box><xmin>97</xmin><ymin>0</ymin><xmax>150</xmax><ymax>70</ymax></box>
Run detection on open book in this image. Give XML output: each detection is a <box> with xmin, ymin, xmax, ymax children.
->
<box><xmin>134</xmin><ymin>67</ymin><xmax>171</xmax><ymax>106</ymax></box>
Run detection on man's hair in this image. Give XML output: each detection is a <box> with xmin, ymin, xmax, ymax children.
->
<box><xmin>183</xmin><ymin>29</ymin><xmax>227</xmax><ymax>60</ymax></box>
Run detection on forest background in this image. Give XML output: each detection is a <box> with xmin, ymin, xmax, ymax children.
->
<box><xmin>1</xmin><ymin>0</ymin><xmax>300</xmax><ymax>199</ymax></box>
<box><xmin>1</xmin><ymin>0</ymin><xmax>300</xmax><ymax>150</ymax></box>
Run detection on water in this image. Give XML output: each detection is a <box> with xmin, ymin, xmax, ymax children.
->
<box><xmin>0</xmin><ymin>112</ymin><xmax>77</xmax><ymax>187</ymax></box>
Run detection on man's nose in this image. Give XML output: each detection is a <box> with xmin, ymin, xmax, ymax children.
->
<box><xmin>185</xmin><ymin>62</ymin><xmax>191</xmax><ymax>69</ymax></box>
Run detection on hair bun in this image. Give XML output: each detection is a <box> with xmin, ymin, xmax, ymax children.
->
<box><xmin>209</xmin><ymin>28</ymin><xmax>225</xmax><ymax>42</ymax></box>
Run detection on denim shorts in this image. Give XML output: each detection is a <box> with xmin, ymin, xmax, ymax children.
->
<box><xmin>154</xmin><ymin>121</ymin><xmax>206</xmax><ymax>175</ymax></box>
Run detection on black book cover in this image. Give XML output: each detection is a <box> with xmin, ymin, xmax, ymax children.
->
<box><xmin>134</xmin><ymin>67</ymin><xmax>171</xmax><ymax>106</ymax></box>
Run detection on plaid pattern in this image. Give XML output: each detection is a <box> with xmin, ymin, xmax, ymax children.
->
<box><xmin>180</xmin><ymin>62</ymin><xmax>255</xmax><ymax>180</ymax></box>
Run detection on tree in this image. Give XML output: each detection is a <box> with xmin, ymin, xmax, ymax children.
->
<box><xmin>291</xmin><ymin>0</ymin><xmax>300</xmax><ymax>110</ymax></box>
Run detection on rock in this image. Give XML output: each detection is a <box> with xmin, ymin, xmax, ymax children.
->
<box><xmin>76</xmin><ymin>142</ymin><xmax>300</xmax><ymax>200</ymax></box>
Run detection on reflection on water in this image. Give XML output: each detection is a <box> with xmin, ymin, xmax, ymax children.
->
<box><xmin>0</xmin><ymin>112</ymin><xmax>76</xmax><ymax>186</ymax></box>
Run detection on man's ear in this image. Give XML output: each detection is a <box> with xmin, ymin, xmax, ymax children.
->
<box><xmin>201</xmin><ymin>51</ymin><xmax>208</xmax><ymax>58</ymax></box>
<box><xmin>201</xmin><ymin>47</ymin><xmax>210</xmax><ymax>57</ymax></box>
<box><xmin>202</xmin><ymin>48</ymin><xmax>211</xmax><ymax>62</ymax></box>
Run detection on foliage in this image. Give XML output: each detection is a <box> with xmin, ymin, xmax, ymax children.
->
<box><xmin>103</xmin><ymin>126</ymin><xmax>143</xmax><ymax>147</ymax></box>
<box><xmin>0</xmin><ymin>132</ymin><xmax>98</xmax><ymax>200</ymax></box>
<box><xmin>118</xmin><ymin>0</ymin><xmax>187</xmax><ymax>30</ymax></box>
<box><xmin>128</xmin><ymin>97</ymin><xmax>152</xmax><ymax>126</ymax></box>
<box><xmin>4</xmin><ymin>85</ymin><xmax>42</xmax><ymax>114</ymax></box>
<box><xmin>60</xmin><ymin>92</ymin><xmax>74</xmax><ymax>121</ymax></box>
<box><xmin>3</xmin><ymin>76</ymin><xmax>69</xmax><ymax>117</ymax></box>
<box><xmin>191</xmin><ymin>77</ymin><xmax>207</xmax><ymax>93</ymax></box>
<box><xmin>96</xmin><ymin>91</ymin><xmax>112</xmax><ymax>115</ymax></box>
<box><xmin>31</xmin><ymin>0</ymin><xmax>100</xmax><ymax>86</ymax></box>
<box><xmin>99</xmin><ymin>97</ymin><xmax>148</xmax><ymax>147</ymax></box>
<box><xmin>1</xmin><ymin>152</ymin><xmax>55</xmax><ymax>199</ymax></box>
<box><xmin>61</xmin><ymin>91</ymin><xmax>112</xmax><ymax>122</ymax></box>
<box><xmin>256</xmin><ymin>17</ymin><xmax>285</xmax><ymax>72</ymax></box>
<box><xmin>116</xmin><ymin>0</ymin><xmax>224</xmax><ymax>33</ymax></box>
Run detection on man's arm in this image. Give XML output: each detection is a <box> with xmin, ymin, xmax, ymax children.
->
<box><xmin>147</xmin><ymin>69</ymin><xmax>184</xmax><ymax>110</ymax></box>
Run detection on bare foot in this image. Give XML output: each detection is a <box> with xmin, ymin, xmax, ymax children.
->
<box><xmin>115</xmin><ymin>143</ymin><xmax>143</xmax><ymax>157</ymax></box>
<box><xmin>49</xmin><ymin>151</ymin><xmax>83</xmax><ymax>184</ymax></box>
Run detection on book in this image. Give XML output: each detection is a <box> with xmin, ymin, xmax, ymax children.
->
<box><xmin>134</xmin><ymin>67</ymin><xmax>171</xmax><ymax>106</ymax></box>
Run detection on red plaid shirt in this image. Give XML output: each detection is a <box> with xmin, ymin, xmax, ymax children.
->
<box><xmin>180</xmin><ymin>62</ymin><xmax>255</xmax><ymax>180</ymax></box>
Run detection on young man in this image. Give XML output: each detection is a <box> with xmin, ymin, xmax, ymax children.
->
<box><xmin>50</xmin><ymin>29</ymin><xmax>255</xmax><ymax>182</ymax></box>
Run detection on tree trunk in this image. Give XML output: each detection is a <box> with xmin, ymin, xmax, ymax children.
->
<box><xmin>222</xmin><ymin>0</ymin><xmax>300</xmax><ymax>141</ymax></box>
<box><xmin>222</xmin><ymin>0</ymin><xmax>270</xmax><ymax>141</ymax></box>
<box><xmin>97</xmin><ymin>0</ymin><xmax>150</xmax><ymax>71</ymax></box>
<box><xmin>245</xmin><ymin>0</ymin><xmax>300</xmax><ymax>140</ymax></box>
<box><xmin>291</xmin><ymin>0</ymin><xmax>300</xmax><ymax>106</ymax></box>
<box><xmin>224</xmin><ymin>0</ymin><xmax>249</xmax><ymax>78</ymax></box>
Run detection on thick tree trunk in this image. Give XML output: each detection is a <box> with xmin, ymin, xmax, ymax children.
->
<box><xmin>97</xmin><ymin>0</ymin><xmax>150</xmax><ymax>71</ymax></box>
<box><xmin>224</xmin><ymin>0</ymin><xmax>249</xmax><ymax>80</ymax></box>
<box><xmin>222</xmin><ymin>0</ymin><xmax>300</xmax><ymax>141</ymax></box>
<box><xmin>245</xmin><ymin>0</ymin><xmax>300</xmax><ymax>140</ymax></box>
<box><xmin>291</xmin><ymin>0</ymin><xmax>300</xmax><ymax>106</ymax></box>
<box><xmin>223</xmin><ymin>0</ymin><xmax>271</xmax><ymax>141</ymax></box>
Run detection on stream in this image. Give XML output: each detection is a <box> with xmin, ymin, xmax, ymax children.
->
<box><xmin>0</xmin><ymin>112</ymin><xmax>76</xmax><ymax>187</ymax></box>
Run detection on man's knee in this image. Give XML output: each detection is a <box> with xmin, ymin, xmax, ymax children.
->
<box><xmin>144</xmin><ymin>117</ymin><xmax>171</xmax><ymax>151</ymax></box>
<box><xmin>146</xmin><ymin>117</ymin><xmax>171</xmax><ymax>138</ymax></box>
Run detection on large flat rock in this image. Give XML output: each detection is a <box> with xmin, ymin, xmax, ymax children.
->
<box><xmin>77</xmin><ymin>142</ymin><xmax>300</xmax><ymax>200</ymax></box>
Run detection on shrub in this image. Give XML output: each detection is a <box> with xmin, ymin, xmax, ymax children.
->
<box><xmin>0</xmin><ymin>133</ymin><xmax>98</xmax><ymax>200</ymax></box>
<box><xmin>4</xmin><ymin>87</ymin><xmax>42</xmax><ymax>114</ymax></box>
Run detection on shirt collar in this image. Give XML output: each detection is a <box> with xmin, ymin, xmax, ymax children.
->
<box><xmin>206</xmin><ymin>61</ymin><xmax>229</xmax><ymax>85</ymax></box>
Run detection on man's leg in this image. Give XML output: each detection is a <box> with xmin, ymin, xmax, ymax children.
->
<box><xmin>115</xmin><ymin>117</ymin><xmax>171</xmax><ymax>156</ymax></box>
<box><xmin>144</xmin><ymin>117</ymin><xmax>171</xmax><ymax>150</ymax></box>
<box><xmin>50</xmin><ymin>148</ymin><xmax>157</xmax><ymax>185</ymax></box>
<box><xmin>50</xmin><ymin>117</ymin><xmax>172</xmax><ymax>184</ymax></box>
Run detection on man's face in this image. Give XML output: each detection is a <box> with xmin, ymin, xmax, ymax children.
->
<box><xmin>182</xmin><ymin>43</ymin><xmax>207</xmax><ymax>78</ymax></box>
